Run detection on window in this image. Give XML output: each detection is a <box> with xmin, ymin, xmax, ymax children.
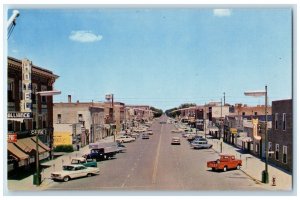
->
<box><xmin>57</xmin><ymin>114</ymin><xmax>61</xmax><ymax>124</ymax></box>
<box><xmin>255</xmin><ymin>143</ymin><xmax>259</xmax><ymax>153</ymax></box>
<box><xmin>254</xmin><ymin>112</ymin><xmax>257</xmax><ymax>116</ymax></box>
<box><xmin>268</xmin><ymin>142</ymin><xmax>272</xmax><ymax>158</ymax></box>
<box><xmin>41</xmin><ymin>85</ymin><xmax>47</xmax><ymax>104</ymax></box>
<box><xmin>78</xmin><ymin>114</ymin><xmax>83</xmax><ymax>122</ymax></box>
<box><xmin>275</xmin><ymin>144</ymin><xmax>279</xmax><ymax>160</ymax></box>
<box><xmin>275</xmin><ymin>113</ymin><xmax>278</xmax><ymax>130</ymax></box>
<box><xmin>242</xmin><ymin>112</ymin><xmax>245</xmax><ymax>116</ymax></box>
<box><xmin>8</xmin><ymin>79</ymin><xmax>14</xmax><ymax>102</ymax></box>
<box><xmin>283</xmin><ymin>146</ymin><xmax>287</xmax><ymax>164</ymax></box>
<box><xmin>282</xmin><ymin>113</ymin><xmax>286</xmax><ymax>131</ymax></box>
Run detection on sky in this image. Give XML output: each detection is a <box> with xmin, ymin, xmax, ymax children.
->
<box><xmin>7</xmin><ymin>7</ymin><xmax>293</xmax><ymax>111</ymax></box>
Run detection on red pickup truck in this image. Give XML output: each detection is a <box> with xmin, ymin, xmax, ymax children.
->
<box><xmin>207</xmin><ymin>155</ymin><xmax>242</xmax><ymax>172</ymax></box>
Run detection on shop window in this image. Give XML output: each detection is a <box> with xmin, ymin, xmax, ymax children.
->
<box><xmin>268</xmin><ymin>142</ymin><xmax>272</xmax><ymax>158</ymax></box>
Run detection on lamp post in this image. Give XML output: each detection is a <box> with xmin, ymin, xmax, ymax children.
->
<box><xmin>244</xmin><ymin>85</ymin><xmax>269</xmax><ymax>183</ymax></box>
<box><xmin>33</xmin><ymin>90</ymin><xmax>61</xmax><ymax>186</ymax></box>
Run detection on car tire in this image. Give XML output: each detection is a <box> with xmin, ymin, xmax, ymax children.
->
<box><xmin>237</xmin><ymin>165</ymin><xmax>241</xmax><ymax>170</ymax></box>
<box><xmin>223</xmin><ymin>166</ymin><xmax>227</xmax><ymax>172</ymax></box>
<box><xmin>63</xmin><ymin>176</ymin><xmax>70</xmax><ymax>182</ymax></box>
<box><xmin>87</xmin><ymin>173</ymin><xmax>92</xmax><ymax>177</ymax></box>
<box><xmin>212</xmin><ymin>168</ymin><xmax>215</xmax><ymax>171</ymax></box>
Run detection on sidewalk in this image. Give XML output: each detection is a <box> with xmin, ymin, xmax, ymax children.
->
<box><xmin>7</xmin><ymin>136</ymin><xmax>115</xmax><ymax>192</ymax></box>
<box><xmin>206</xmin><ymin>135</ymin><xmax>292</xmax><ymax>191</ymax></box>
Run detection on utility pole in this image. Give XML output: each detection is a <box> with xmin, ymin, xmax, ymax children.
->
<box><xmin>204</xmin><ymin>103</ymin><xmax>206</xmax><ymax>139</ymax></box>
<box><xmin>220</xmin><ymin>98</ymin><xmax>222</xmax><ymax>140</ymax></box>
<box><xmin>223</xmin><ymin>92</ymin><xmax>226</xmax><ymax>105</ymax></box>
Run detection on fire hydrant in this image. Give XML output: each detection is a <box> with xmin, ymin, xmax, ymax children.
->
<box><xmin>272</xmin><ymin>176</ymin><xmax>276</xmax><ymax>186</ymax></box>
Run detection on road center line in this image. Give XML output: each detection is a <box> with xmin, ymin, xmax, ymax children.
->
<box><xmin>152</xmin><ymin>124</ymin><xmax>163</xmax><ymax>184</ymax></box>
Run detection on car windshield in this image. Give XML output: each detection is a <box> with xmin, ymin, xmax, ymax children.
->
<box><xmin>63</xmin><ymin>166</ymin><xmax>75</xmax><ymax>171</ymax></box>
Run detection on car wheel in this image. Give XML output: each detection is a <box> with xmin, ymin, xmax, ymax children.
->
<box><xmin>237</xmin><ymin>165</ymin><xmax>241</xmax><ymax>170</ymax></box>
<box><xmin>212</xmin><ymin>168</ymin><xmax>215</xmax><ymax>171</ymax></box>
<box><xmin>223</xmin><ymin>166</ymin><xmax>227</xmax><ymax>172</ymax></box>
<box><xmin>87</xmin><ymin>173</ymin><xmax>92</xmax><ymax>177</ymax></box>
<box><xmin>63</xmin><ymin>176</ymin><xmax>70</xmax><ymax>182</ymax></box>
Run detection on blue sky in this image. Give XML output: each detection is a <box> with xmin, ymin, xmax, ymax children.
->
<box><xmin>7</xmin><ymin>8</ymin><xmax>292</xmax><ymax>111</ymax></box>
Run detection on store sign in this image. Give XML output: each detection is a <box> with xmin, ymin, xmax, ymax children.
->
<box><xmin>252</xmin><ymin>119</ymin><xmax>262</xmax><ymax>140</ymax></box>
<box><xmin>230</xmin><ymin>128</ymin><xmax>237</xmax><ymax>134</ymax></box>
<box><xmin>8</xmin><ymin>133</ymin><xmax>17</xmax><ymax>143</ymax></box>
<box><xmin>20</xmin><ymin>59</ymin><xmax>32</xmax><ymax>113</ymax></box>
<box><xmin>7</xmin><ymin>112</ymin><xmax>32</xmax><ymax>119</ymax></box>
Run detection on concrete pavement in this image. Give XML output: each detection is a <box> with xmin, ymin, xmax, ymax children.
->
<box><xmin>205</xmin><ymin>135</ymin><xmax>292</xmax><ymax>191</ymax></box>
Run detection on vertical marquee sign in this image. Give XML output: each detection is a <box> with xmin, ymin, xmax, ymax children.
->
<box><xmin>20</xmin><ymin>59</ymin><xmax>32</xmax><ymax>113</ymax></box>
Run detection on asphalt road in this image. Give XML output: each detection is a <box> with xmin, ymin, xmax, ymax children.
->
<box><xmin>48</xmin><ymin>115</ymin><xmax>265</xmax><ymax>192</ymax></box>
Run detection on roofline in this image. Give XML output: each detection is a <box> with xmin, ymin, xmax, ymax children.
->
<box><xmin>8</xmin><ymin>56</ymin><xmax>59</xmax><ymax>79</ymax></box>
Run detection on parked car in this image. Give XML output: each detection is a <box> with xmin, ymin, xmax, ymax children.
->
<box><xmin>142</xmin><ymin>133</ymin><xmax>150</xmax><ymax>139</ymax></box>
<box><xmin>190</xmin><ymin>140</ymin><xmax>212</xmax><ymax>149</ymax></box>
<box><xmin>70</xmin><ymin>157</ymin><xmax>97</xmax><ymax>167</ymax></box>
<box><xmin>207</xmin><ymin>155</ymin><xmax>242</xmax><ymax>172</ymax></box>
<box><xmin>51</xmin><ymin>164</ymin><xmax>100</xmax><ymax>182</ymax></box>
<box><xmin>147</xmin><ymin>130</ymin><xmax>154</xmax><ymax>135</ymax></box>
<box><xmin>171</xmin><ymin>129</ymin><xmax>183</xmax><ymax>133</ymax></box>
<box><xmin>171</xmin><ymin>137</ymin><xmax>181</xmax><ymax>145</ymax></box>
<box><xmin>117</xmin><ymin>143</ymin><xmax>127</xmax><ymax>153</ymax></box>
<box><xmin>116</xmin><ymin>135</ymin><xmax>136</xmax><ymax>143</ymax></box>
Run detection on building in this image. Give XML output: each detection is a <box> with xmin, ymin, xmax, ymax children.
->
<box><xmin>7</xmin><ymin>57</ymin><xmax>58</xmax><ymax>171</ymax></box>
<box><xmin>53</xmin><ymin>96</ymin><xmax>105</xmax><ymax>147</ymax></box>
<box><xmin>268</xmin><ymin>99</ymin><xmax>292</xmax><ymax>172</ymax></box>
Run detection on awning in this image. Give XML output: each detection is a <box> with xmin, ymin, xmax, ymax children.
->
<box><xmin>14</xmin><ymin>137</ymin><xmax>47</xmax><ymax>154</ymax></box>
<box><xmin>31</xmin><ymin>137</ymin><xmax>50</xmax><ymax>151</ymax></box>
<box><xmin>8</xmin><ymin>143</ymin><xmax>29</xmax><ymax>160</ymax></box>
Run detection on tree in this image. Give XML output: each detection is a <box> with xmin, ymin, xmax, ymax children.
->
<box><xmin>150</xmin><ymin>106</ymin><xmax>163</xmax><ymax>118</ymax></box>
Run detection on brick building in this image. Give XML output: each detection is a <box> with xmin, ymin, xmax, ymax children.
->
<box><xmin>53</xmin><ymin>96</ymin><xmax>105</xmax><ymax>146</ymax></box>
<box><xmin>7</xmin><ymin>57</ymin><xmax>58</xmax><ymax>171</ymax></box>
<box><xmin>268</xmin><ymin>99</ymin><xmax>293</xmax><ymax>172</ymax></box>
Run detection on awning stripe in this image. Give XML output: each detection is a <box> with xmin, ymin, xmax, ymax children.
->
<box><xmin>8</xmin><ymin>143</ymin><xmax>29</xmax><ymax>160</ymax></box>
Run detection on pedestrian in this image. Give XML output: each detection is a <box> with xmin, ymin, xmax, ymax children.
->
<box><xmin>77</xmin><ymin>144</ymin><xmax>80</xmax><ymax>151</ymax></box>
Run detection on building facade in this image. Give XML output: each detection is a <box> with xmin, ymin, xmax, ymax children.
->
<box><xmin>268</xmin><ymin>99</ymin><xmax>292</xmax><ymax>172</ymax></box>
<box><xmin>7</xmin><ymin>57</ymin><xmax>58</xmax><ymax>171</ymax></box>
<box><xmin>53</xmin><ymin>97</ymin><xmax>105</xmax><ymax>147</ymax></box>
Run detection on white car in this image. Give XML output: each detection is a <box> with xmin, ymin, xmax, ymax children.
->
<box><xmin>116</xmin><ymin>135</ymin><xmax>136</xmax><ymax>143</ymax></box>
<box><xmin>51</xmin><ymin>164</ymin><xmax>100</xmax><ymax>182</ymax></box>
<box><xmin>171</xmin><ymin>137</ymin><xmax>181</xmax><ymax>145</ymax></box>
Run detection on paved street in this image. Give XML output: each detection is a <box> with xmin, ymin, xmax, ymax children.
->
<box><xmin>46</xmin><ymin>116</ymin><xmax>265</xmax><ymax>191</ymax></box>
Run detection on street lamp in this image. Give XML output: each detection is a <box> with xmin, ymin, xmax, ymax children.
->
<box><xmin>33</xmin><ymin>90</ymin><xmax>61</xmax><ymax>186</ymax></box>
<box><xmin>244</xmin><ymin>85</ymin><xmax>269</xmax><ymax>184</ymax></box>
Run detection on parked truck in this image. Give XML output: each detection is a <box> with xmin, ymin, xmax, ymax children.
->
<box><xmin>207</xmin><ymin>155</ymin><xmax>242</xmax><ymax>172</ymax></box>
<box><xmin>84</xmin><ymin>142</ymin><xmax>119</xmax><ymax>161</ymax></box>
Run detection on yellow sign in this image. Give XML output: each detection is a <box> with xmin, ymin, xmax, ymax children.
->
<box><xmin>230</xmin><ymin>128</ymin><xmax>237</xmax><ymax>134</ymax></box>
<box><xmin>53</xmin><ymin>132</ymin><xmax>72</xmax><ymax>146</ymax></box>
<box><xmin>252</xmin><ymin>119</ymin><xmax>261</xmax><ymax>140</ymax></box>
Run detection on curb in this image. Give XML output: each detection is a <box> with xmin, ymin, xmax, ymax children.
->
<box><xmin>240</xmin><ymin>169</ymin><xmax>262</xmax><ymax>185</ymax></box>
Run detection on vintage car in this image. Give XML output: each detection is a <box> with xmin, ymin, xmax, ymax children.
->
<box><xmin>171</xmin><ymin>129</ymin><xmax>183</xmax><ymax>133</ymax></box>
<box><xmin>190</xmin><ymin>140</ymin><xmax>212</xmax><ymax>149</ymax></box>
<box><xmin>147</xmin><ymin>130</ymin><xmax>154</xmax><ymax>135</ymax></box>
<box><xmin>70</xmin><ymin>157</ymin><xmax>97</xmax><ymax>167</ymax></box>
<box><xmin>51</xmin><ymin>164</ymin><xmax>100</xmax><ymax>182</ymax></box>
<box><xmin>171</xmin><ymin>137</ymin><xmax>181</xmax><ymax>145</ymax></box>
<box><xmin>207</xmin><ymin>155</ymin><xmax>242</xmax><ymax>172</ymax></box>
<box><xmin>142</xmin><ymin>133</ymin><xmax>150</xmax><ymax>139</ymax></box>
<box><xmin>116</xmin><ymin>135</ymin><xmax>136</xmax><ymax>143</ymax></box>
